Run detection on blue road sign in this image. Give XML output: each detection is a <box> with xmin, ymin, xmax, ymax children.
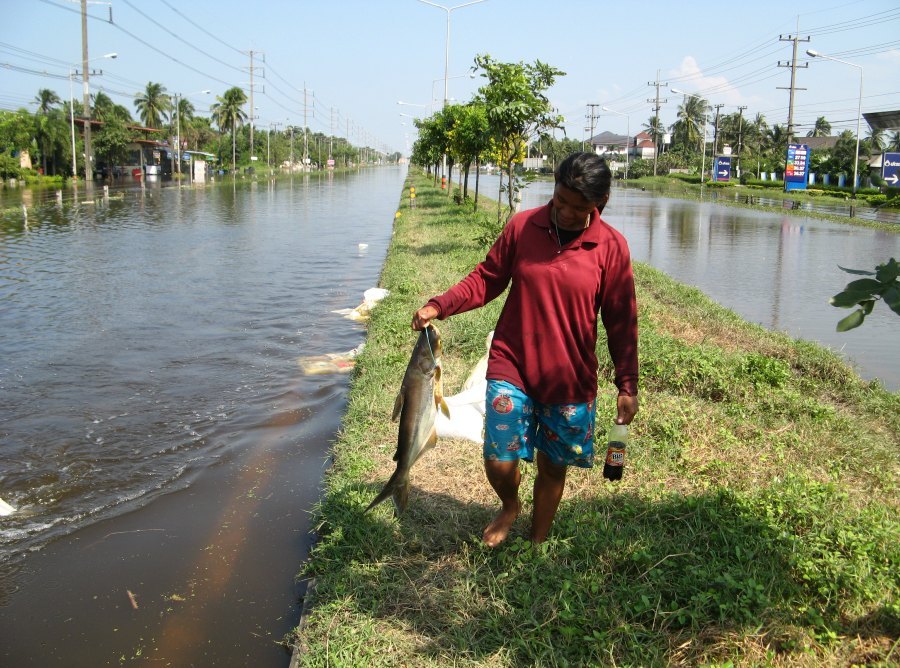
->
<box><xmin>883</xmin><ymin>152</ymin><xmax>900</xmax><ymax>188</ymax></box>
<box><xmin>714</xmin><ymin>156</ymin><xmax>731</xmax><ymax>182</ymax></box>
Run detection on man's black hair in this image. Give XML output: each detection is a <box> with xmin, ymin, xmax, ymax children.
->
<box><xmin>554</xmin><ymin>152</ymin><xmax>612</xmax><ymax>204</ymax></box>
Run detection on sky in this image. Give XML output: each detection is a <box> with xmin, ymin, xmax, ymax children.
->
<box><xmin>2</xmin><ymin>0</ymin><xmax>899</xmax><ymax>156</ymax></box>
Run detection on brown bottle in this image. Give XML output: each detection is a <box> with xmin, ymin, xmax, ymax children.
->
<box><xmin>602</xmin><ymin>424</ymin><xmax>628</xmax><ymax>481</ymax></box>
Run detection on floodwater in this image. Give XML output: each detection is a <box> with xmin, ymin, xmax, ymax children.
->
<box><xmin>0</xmin><ymin>168</ymin><xmax>406</xmax><ymax>666</ymax></box>
<box><xmin>478</xmin><ymin>175</ymin><xmax>899</xmax><ymax>391</ymax></box>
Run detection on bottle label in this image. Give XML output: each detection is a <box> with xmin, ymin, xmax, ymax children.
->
<box><xmin>605</xmin><ymin>444</ymin><xmax>625</xmax><ymax>467</ymax></box>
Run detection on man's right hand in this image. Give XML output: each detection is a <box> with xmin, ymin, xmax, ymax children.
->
<box><xmin>412</xmin><ymin>304</ymin><xmax>440</xmax><ymax>330</ymax></box>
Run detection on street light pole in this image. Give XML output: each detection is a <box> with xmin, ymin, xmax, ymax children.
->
<box><xmin>175</xmin><ymin>90</ymin><xmax>210</xmax><ymax>183</ymax></box>
<box><xmin>416</xmin><ymin>0</ymin><xmax>487</xmax><ymax>182</ymax></box>
<box><xmin>671</xmin><ymin>88</ymin><xmax>709</xmax><ymax>185</ymax></box>
<box><xmin>806</xmin><ymin>49</ymin><xmax>863</xmax><ymax>197</ymax></box>
<box><xmin>602</xmin><ymin>106</ymin><xmax>630</xmax><ymax>181</ymax></box>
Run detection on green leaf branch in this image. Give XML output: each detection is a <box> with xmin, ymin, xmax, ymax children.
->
<box><xmin>831</xmin><ymin>258</ymin><xmax>900</xmax><ymax>331</ymax></box>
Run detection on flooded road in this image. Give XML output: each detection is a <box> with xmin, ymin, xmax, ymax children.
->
<box><xmin>0</xmin><ymin>168</ymin><xmax>406</xmax><ymax>665</ymax></box>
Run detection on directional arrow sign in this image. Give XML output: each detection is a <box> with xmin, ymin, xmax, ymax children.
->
<box><xmin>882</xmin><ymin>152</ymin><xmax>900</xmax><ymax>188</ymax></box>
<box><xmin>714</xmin><ymin>156</ymin><xmax>731</xmax><ymax>182</ymax></box>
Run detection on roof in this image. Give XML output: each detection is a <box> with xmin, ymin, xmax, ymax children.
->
<box><xmin>799</xmin><ymin>136</ymin><xmax>840</xmax><ymax>150</ymax></box>
<box><xmin>863</xmin><ymin>110</ymin><xmax>900</xmax><ymax>131</ymax></box>
<box><xmin>589</xmin><ymin>130</ymin><xmax>629</xmax><ymax>146</ymax></box>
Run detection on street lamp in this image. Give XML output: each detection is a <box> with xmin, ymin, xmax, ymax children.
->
<box><xmin>601</xmin><ymin>106</ymin><xmax>630</xmax><ymax>181</ymax></box>
<box><xmin>806</xmin><ymin>49</ymin><xmax>863</xmax><ymax>197</ymax></box>
<box><xmin>671</xmin><ymin>88</ymin><xmax>709</xmax><ymax>184</ymax></box>
<box><xmin>416</xmin><ymin>0</ymin><xmax>487</xmax><ymax>181</ymax></box>
<box><xmin>69</xmin><ymin>52</ymin><xmax>117</xmax><ymax>181</ymax></box>
<box><xmin>174</xmin><ymin>89</ymin><xmax>210</xmax><ymax>181</ymax></box>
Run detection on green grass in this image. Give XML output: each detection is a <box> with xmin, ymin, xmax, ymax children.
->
<box><xmin>292</xmin><ymin>170</ymin><xmax>899</xmax><ymax>667</ymax></box>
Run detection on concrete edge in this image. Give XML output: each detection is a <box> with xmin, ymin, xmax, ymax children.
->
<box><xmin>288</xmin><ymin>576</ymin><xmax>317</xmax><ymax>668</ymax></box>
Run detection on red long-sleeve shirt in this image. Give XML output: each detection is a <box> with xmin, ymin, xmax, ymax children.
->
<box><xmin>428</xmin><ymin>201</ymin><xmax>638</xmax><ymax>404</ymax></box>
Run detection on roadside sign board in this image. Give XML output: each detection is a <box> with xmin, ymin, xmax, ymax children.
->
<box><xmin>714</xmin><ymin>156</ymin><xmax>731</xmax><ymax>182</ymax></box>
<box><xmin>785</xmin><ymin>143</ymin><xmax>809</xmax><ymax>191</ymax></box>
<box><xmin>883</xmin><ymin>152</ymin><xmax>900</xmax><ymax>188</ymax></box>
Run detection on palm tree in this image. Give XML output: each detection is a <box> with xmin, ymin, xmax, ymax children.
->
<box><xmin>888</xmin><ymin>131</ymin><xmax>900</xmax><ymax>152</ymax></box>
<box><xmin>134</xmin><ymin>82</ymin><xmax>171</xmax><ymax>129</ymax></box>
<box><xmin>670</xmin><ymin>95</ymin><xmax>709</xmax><ymax>155</ymax></box>
<box><xmin>33</xmin><ymin>88</ymin><xmax>62</xmax><ymax>175</ymax></box>
<box><xmin>92</xmin><ymin>91</ymin><xmax>132</xmax><ymax>123</ymax></box>
<box><xmin>34</xmin><ymin>88</ymin><xmax>61</xmax><ymax>115</ymax></box>
<box><xmin>210</xmin><ymin>86</ymin><xmax>248</xmax><ymax>171</ymax></box>
<box><xmin>807</xmin><ymin>116</ymin><xmax>831</xmax><ymax>137</ymax></box>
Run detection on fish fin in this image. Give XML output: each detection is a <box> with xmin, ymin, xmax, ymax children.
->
<box><xmin>391</xmin><ymin>481</ymin><xmax>410</xmax><ymax>516</ymax></box>
<box><xmin>391</xmin><ymin>392</ymin><xmax>404</xmax><ymax>422</ymax></box>
<box><xmin>434</xmin><ymin>366</ymin><xmax>450</xmax><ymax>417</ymax></box>
<box><xmin>365</xmin><ymin>469</ymin><xmax>409</xmax><ymax>513</ymax></box>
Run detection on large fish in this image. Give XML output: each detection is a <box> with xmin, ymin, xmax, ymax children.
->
<box><xmin>366</xmin><ymin>324</ymin><xmax>450</xmax><ymax>514</ymax></box>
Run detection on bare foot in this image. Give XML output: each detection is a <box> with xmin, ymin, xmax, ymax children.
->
<box><xmin>482</xmin><ymin>501</ymin><xmax>520</xmax><ymax>547</ymax></box>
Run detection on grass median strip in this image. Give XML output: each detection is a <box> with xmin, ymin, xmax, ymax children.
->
<box><xmin>292</xmin><ymin>171</ymin><xmax>898</xmax><ymax>667</ymax></box>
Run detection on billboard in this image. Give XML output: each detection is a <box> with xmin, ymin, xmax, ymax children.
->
<box><xmin>714</xmin><ymin>156</ymin><xmax>731</xmax><ymax>182</ymax></box>
<box><xmin>784</xmin><ymin>143</ymin><xmax>809</xmax><ymax>191</ymax></box>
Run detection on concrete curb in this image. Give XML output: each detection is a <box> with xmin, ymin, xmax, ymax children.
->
<box><xmin>289</xmin><ymin>577</ymin><xmax>317</xmax><ymax>668</ymax></box>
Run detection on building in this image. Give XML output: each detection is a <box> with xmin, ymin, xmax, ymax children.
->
<box><xmin>588</xmin><ymin>130</ymin><xmax>656</xmax><ymax>160</ymax></box>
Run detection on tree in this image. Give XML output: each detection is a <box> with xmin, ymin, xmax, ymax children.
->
<box><xmin>0</xmin><ymin>109</ymin><xmax>35</xmax><ymax>178</ymax></box>
<box><xmin>92</xmin><ymin>91</ymin><xmax>132</xmax><ymax>123</ymax></box>
<box><xmin>888</xmin><ymin>131</ymin><xmax>900</xmax><ymax>152</ymax></box>
<box><xmin>210</xmin><ymin>87</ymin><xmax>248</xmax><ymax>171</ymax></box>
<box><xmin>828</xmin><ymin>129</ymin><xmax>857</xmax><ymax>176</ymax></box>
<box><xmin>33</xmin><ymin>88</ymin><xmax>61</xmax><ymax>175</ymax></box>
<box><xmin>446</xmin><ymin>101</ymin><xmax>490</xmax><ymax>205</ymax></box>
<box><xmin>134</xmin><ymin>82</ymin><xmax>171</xmax><ymax>129</ymax></box>
<box><xmin>92</xmin><ymin>116</ymin><xmax>132</xmax><ymax>173</ymax></box>
<box><xmin>807</xmin><ymin>116</ymin><xmax>831</xmax><ymax>137</ymax></box>
<box><xmin>670</xmin><ymin>95</ymin><xmax>708</xmax><ymax>155</ymax></box>
<box><xmin>473</xmin><ymin>53</ymin><xmax>564</xmax><ymax>218</ymax></box>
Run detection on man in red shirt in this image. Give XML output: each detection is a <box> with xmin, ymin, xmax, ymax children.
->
<box><xmin>413</xmin><ymin>152</ymin><xmax>638</xmax><ymax>546</ymax></box>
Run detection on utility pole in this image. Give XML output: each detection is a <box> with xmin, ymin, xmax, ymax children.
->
<box><xmin>648</xmin><ymin>69</ymin><xmax>667</xmax><ymax>176</ymax></box>
<box><xmin>243</xmin><ymin>50</ymin><xmax>265</xmax><ymax>162</ymax></box>
<box><xmin>777</xmin><ymin>33</ymin><xmax>809</xmax><ymax>144</ymax></box>
<box><xmin>80</xmin><ymin>0</ymin><xmax>92</xmax><ymax>182</ymax></box>
<box><xmin>586</xmin><ymin>104</ymin><xmax>600</xmax><ymax>151</ymax></box>
<box><xmin>712</xmin><ymin>103</ymin><xmax>725</xmax><ymax>155</ymax></box>
<box><xmin>736</xmin><ymin>105</ymin><xmax>747</xmax><ymax>176</ymax></box>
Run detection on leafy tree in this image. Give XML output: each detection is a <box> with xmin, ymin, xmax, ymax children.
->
<box><xmin>0</xmin><ymin>109</ymin><xmax>35</xmax><ymax>178</ymax></box>
<box><xmin>807</xmin><ymin>116</ymin><xmax>831</xmax><ymax>137</ymax></box>
<box><xmin>827</xmin><ymin>129</ymin><xmax>857</xmax><ymax>176</ymax></box>
<box><xmin>473</xmin><ymin>53</ymin><xmax>564</xmax><ymax>218</ymax></box>
<box><xmin>92</xmin><ymin>115</ymin><xmax>133</xmax><ymax>172</ymax></box>
<box><xmin>446</xmin><ymin>101</ymin><xmax>490</xmax><ymax>205</ymax></box>
<box><xmin>831</xmin><ymin>258</ymin><xmax>899</xmax><ymax>331</ymax></box>
<box><xmin>134</xmin><ymin>82</ymin><xmax>171</xmax><ymax>129</ymax></box>
<box><xmin>210</xmin><ymin>87</ymin><xmax>248</xmax><ymax>170</ymax></box>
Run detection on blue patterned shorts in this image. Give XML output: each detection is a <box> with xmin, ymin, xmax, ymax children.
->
<box><xmin>483</xmin><ymin>380</ymin><xmax>597</xmax><ymax>468</ymax></box>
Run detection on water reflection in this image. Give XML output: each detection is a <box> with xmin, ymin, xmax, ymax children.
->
<box><xmin>478</xmin><ymin>176</ymin><xmax>899</xmax><ymax>390</ymax></box>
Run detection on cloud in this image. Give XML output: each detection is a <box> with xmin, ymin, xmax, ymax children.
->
<box><xmin>668</xmin><ymin>56</ymin><xmax>744</xmax><ymax>106</ymax></box>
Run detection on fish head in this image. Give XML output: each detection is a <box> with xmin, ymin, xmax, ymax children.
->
<box><xmin>412</xmin><ymin>324</ymin><xmax>442</xmax><ymax>375</ymax></box>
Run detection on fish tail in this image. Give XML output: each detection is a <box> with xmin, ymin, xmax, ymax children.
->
<box><xmin>365</xmin><ymin>469</ymin><xmax>410</xmax><ymax>515</ymax></box>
